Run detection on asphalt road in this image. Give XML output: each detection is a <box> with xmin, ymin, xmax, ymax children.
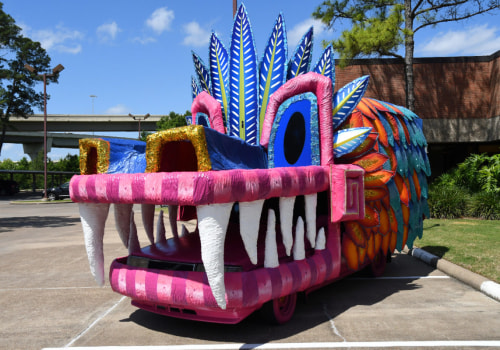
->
<box><xmin>0</xmin><ymin>194</ymin><xmax>499</xmax><ymax>350</ymax></box>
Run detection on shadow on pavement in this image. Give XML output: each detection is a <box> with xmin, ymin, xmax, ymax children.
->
<box><xmin>0</xmin><ymin>216</ymin><xmax>81</xmax><ymax>233</ymax></box>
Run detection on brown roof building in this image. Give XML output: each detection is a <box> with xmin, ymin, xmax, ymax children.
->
<box><xmin>335</xmin><ymin>50</ymin><xmax>500</xmax><ymax>177</ymax></box>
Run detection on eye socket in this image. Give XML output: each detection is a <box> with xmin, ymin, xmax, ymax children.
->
<box><xmin>267</xmin><ymin>92</ymin><xmax>320</xmax><ymax>168</ymax></box>
<box><xmin>284</xmin><ymin>112</ymin><xmax>306</xmax><ymax>164</ymax></box>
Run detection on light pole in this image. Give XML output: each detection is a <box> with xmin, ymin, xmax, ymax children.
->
<box><xmin>129</xmin><ymin>113</ymin><xmax>150</xmax><ymax>140</ymax></box>
<box><xmin>90</xmin><ymin>94</ymin><xmax>97</xmax><ymax>113</ymax></box>
<box><xmin>24</xmin><ymin>63</ymin><xmax>65</xmax><ymax>200</ymax></box>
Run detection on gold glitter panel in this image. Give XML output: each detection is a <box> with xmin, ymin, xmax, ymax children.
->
<box><xmin>79</xmin><ymin>138</ymin><xmax>110</xmax><ymax>174</ymax></box>
<box><xmin>146</xmin><ymin>125</ymin><xmax>212</xmax><ymax>173</ymax></box>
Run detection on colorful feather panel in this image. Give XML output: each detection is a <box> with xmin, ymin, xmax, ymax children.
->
<box><xmin>339</xmin><ymin>97</ymin><xmax>430</xmax><ymax>269</ymax></box>
<box><xmin>192</xmin><ymin>52</ymin><xmax>211</xmax><ymax>95</ymax></box>
<box><xmin>229</xmin><ymin>4</ymin><xmax>258</xmax><ymax>145</ymax></box>
<box><xmin>332</xmin><ymin>76</ymin><xmax>370</xmax><ymax>129</ymax></box>
<box><xmin>286</xmin><ymin>26</ymin><xmax>313</xmax><ymax>80</ymax></box>
<box><xmin>209</xmin><ymin>32</ymin><xmax>229</xmax><ymax>126</ymax></box>
<box><xmin>259</xmin><ymin>13</ymin><xmax>287</xmax><ymax>140</ymax></box>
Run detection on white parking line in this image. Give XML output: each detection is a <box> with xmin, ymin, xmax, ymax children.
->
<box><xmin>0</xmin><ymin>286</ymin><xmax>109</xmax><ymax>291</ymax></box>
<box><xmin>42</xmin><ymin>340</ymin><xmax>500</xmax><ymax>349</ymax></box>
<box><xmin>349</xmin><ymin>275</ymin><xmax>450</xmax><ymax>280</ymax></box>
<box><xmin>64</xmin><ymin>296</ymin><xmax>126</xmax><ymax>348</ymax></box>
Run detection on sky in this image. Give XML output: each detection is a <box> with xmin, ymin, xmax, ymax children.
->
<box><xmin>1</xmin><ymin>0</ymin><xmax>499</xmax><ymax>162</ymax></box>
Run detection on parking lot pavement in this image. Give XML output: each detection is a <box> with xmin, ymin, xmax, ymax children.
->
<box><xmin>0</xmin><ymin>201</ymin><xmax>499</xmax><ymax>350</ymax></box>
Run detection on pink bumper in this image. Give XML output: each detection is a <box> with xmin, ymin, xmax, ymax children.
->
<box><xmin>109</xmin><ymin>225</ymin><xmax>340</xmax><ymax>324</ymax></box>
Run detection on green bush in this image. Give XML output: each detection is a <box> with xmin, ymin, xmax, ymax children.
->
<box><xmin>428</xmin><ymin>153</ymin><xmax>500</xmax><ymax>219</ymax></box>
<box><xmin>469</xmin><ymin>192</ymin><xmax>500</xmax><ymax>220</ymax></box>
<box><xmin>428</xmin><ymin>184</ymin><xmax>470</xmax><ymax>219</ymax></box>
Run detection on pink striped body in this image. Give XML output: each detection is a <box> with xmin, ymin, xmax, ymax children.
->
<box><xmin>70</xmin><ymin>166</ymin><xmax>329</xmax><ymax>205</ymax></box>
<box><xmin>109</xmin><ymin>223</ymin><xmax>340</xmax><ymax>324</ymax></box>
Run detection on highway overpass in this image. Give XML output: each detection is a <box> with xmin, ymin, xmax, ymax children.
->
<box><xmin>5</xmin><ymin>114</ymin><xmax>164</xmax><ymax>160</ymax></box>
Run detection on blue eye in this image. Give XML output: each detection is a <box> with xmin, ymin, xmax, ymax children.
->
<box><xmin>267</xmin><ymin>92</ymin><xmax>320</xmax><ymax>168</ymax></box>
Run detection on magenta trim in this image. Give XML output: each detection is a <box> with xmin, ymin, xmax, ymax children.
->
<box><xmin>260</xmin><ymin>72</ymin><xmax>334</xmax><ymax>165</ymax></box>
<box><xmin>70</xmin><ymin>166</ymin><xmax>329</xmax><ymax>205</ymax></box>
<box><xmin>190</xmin><ymin>91</ymin><xmax>225</xmax><ymax>134</ymax></box>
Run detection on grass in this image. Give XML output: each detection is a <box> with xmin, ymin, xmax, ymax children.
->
<box><xmin>415</xmin><ymin>218</ymin><xmax>500</xmax><ymax>283</ymax></box>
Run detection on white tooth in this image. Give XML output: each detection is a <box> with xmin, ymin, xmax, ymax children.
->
<box><xmin>181</xmin><ymin>224</ymin><xmax>189</xmax><ymax>236</ymax></box>
<box><xmin>239</xmin><ymin>200</ymin><xmax>264</xmax><ymax>265</ymax></box>
<box><xmin>197</xmin><ymin>202</ymin><xmax>233</xmax><ymax>310</ymax></box>
<box><xmin>156</xmin><ymin>210</ymin><xmax>166</xmax><ymax>244</ymax></box>
<box><xmin>316</xmin><ymin>227</ymin><xmax>326</xmax><ymax>250</ymax></box>
<box><xmin>128</xmin><ymin>210</ymin><xmax>141</xmax><ymax>254</ymax></box>
<box><xmin>304</xmin><ymin>193</ymin><xmax>317</xmax><ymax>248</ymax></box>
<box><xmin>293</xmin><ymin>216</ymin><xmax>306</xmax><ymax>260</ymax></box>
<box><xmin>168</xmin><ymin>205</ymin><xmax>178</xmax><ymax>238</ymax></box>
<box><xmin>141</xmin><ymin>204</ymin><xmax>156</xmax><ymax>244</ymax></box>
<box><xmin>114</xmin><ymin>203</ymin><xmax>132</xmax><ymax>248</ymax></box>
<box><xmin>78</xmin><ymin>203</ymin><xmax>110</xmax><ymax>286</ymax></box>
<box><xmin>279</xmin><ymin>196</ymin><xmax>295</xmax><ymax>256</ymax></box>
<box><xmin>264</xmin><ymin>209</ymin><xmax>279</xmax><ymax>268</ymax></box>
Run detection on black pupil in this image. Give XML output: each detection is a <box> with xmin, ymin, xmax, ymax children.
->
<box><xmin>284</xmin><ymin>111</ymin><xmax>305</xmax><ymax>164</ymax></box>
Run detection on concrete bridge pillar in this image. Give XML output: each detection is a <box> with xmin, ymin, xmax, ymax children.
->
<box><xmin>22</xmin><ymin>138</ymin><xmax>53</xmax><ymax>161</ymax></box>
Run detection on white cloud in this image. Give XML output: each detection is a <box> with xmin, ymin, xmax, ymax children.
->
<box><xmin>28</xmin><ymin>24</ymin><xmax>84</xmax><ymax>54</ymax></box>
<box><xmin>420</xmin><ymin>25</ymin><xmax>500</xmax><ymax>56</ymax></box>
<box><xmin>288</xmin><ymin>18</ymin><xmax>326</xmax><ymax>47</ymax></box>
<box><xmin>97</xmin><ymin>21</ymin><xmax>121</xmax><ymax>42</ymax></box>
<box><xmin>105</xmin><ymin>104</ymin><xmax>130</xmax><ymax>115</ymax></box>
<box><xmin>182</xmin><ymin>21</ymin><xmax>210</xmax><ymax>47</ymax></box>
<box><xmin>132</xmin><ymin>36</ymin><xmax>157</xmax><ymax>45</ymax></box>
<box><xmin>146</xmin><ymin>7</ymin><xmax>175</xmax><ymax>34</ymax></box>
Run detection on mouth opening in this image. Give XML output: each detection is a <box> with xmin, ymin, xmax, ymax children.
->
<box><xmin>159</xmin><ymin>140</ymin><xmax>198</xmax><ymax>172</ymax></box>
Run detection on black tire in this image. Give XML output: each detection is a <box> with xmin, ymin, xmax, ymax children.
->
<box><xmin>261</xmin><ymin>293</ymin><xmax>297</xmax><ymax>325</ymax></box>
<box><xmin>48</xmin><ymin>192</ymin><xmax>57</xmax><ymax>201</ymax></box>
<box><xmin>370</xmin><ymin>250</ymin><xmax>388</xmax><ymax>277</ymax></box>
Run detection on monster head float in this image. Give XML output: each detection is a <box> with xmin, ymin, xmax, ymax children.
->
<box><xmin>70</xmin><ymin>4</ymin><xmax>430</xmax><ymax>324</ymax></box>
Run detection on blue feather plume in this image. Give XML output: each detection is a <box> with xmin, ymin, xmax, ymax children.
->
<box><xmin>286</xmin><ymin>26</ymin><xmax>313</xmax><ymax>80</ymax></box>
<box><xmin>229</xmin><ymin>4</ymin><xmax>258</xmax><ymax>145</ymax></box>
<box><xmin>259</xmin><ymin>13</ymin><xmax>287</xmax><ymax>141</ymax></box>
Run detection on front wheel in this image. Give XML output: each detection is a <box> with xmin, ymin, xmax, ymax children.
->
<box><xmin>261</xmin><ymin>293</ymin><xmax>297</xmax><ymax>325</ymax></box>
<box><xmin>370</xmin><ymin>250</ymin><xmax>388</xmax><ymax>277</ymax></box>
<box><xmin>48</xmin><ymin>193</ymin><xmax>57</xmax><ymax>201</ymax></box>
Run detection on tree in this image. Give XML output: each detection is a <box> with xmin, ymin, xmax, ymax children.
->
<box><xmin>313</xmin><ymin>0</ymin><xmax>500</xmax><ymax>111</ymax></box>
<box><xmin>0</xmin><ymin>2</ymin><xmax>57</xmax><ymax>155</ymax></box>
<box><xmin>156</xmin><ymin>110</ymin><xmax>190</xmax><ymax>131</ymax></box>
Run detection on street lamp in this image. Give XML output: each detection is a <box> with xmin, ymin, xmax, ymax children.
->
<box><xmin>24</xmin><ymin>63</ymin><xmax>65</xmax><ymax>200</ymax></box>
<box><xmin>129</xmin><ymin>113</ymin><xmax>150</xmax><ymax>140</ymax></box>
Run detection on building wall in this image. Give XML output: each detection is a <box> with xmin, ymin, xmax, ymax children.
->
<box><xmin>334</xmin><ymin>51</ymin><xmax>500</xmax><ymax>177</ymax></box>
<box><xmin>335</xmin><ymin>51</ymin><xmax>500</xmax><ymax>120</ymax></box>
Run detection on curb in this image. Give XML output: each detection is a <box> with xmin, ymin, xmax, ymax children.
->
<box><xmin>409</xmin><ymin>248</ymin><xmax>500</xmax><ymax>302</ymax></box>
